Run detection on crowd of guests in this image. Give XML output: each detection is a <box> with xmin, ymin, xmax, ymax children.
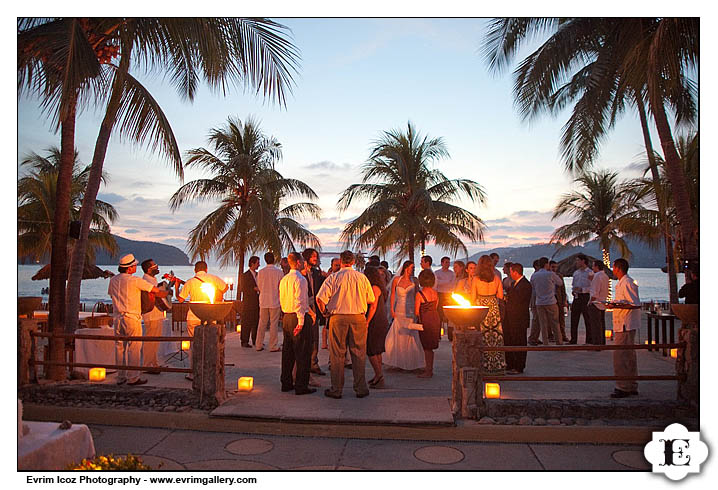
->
<box><xmin>106</xmin><ymin>249</ymin><xmax>642</xmax><ymax>399</ymax></box>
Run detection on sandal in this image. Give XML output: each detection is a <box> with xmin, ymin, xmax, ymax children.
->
<box><xmin>369</xmin><ymin>375</ymin><xmax>384</xmax><ymax>388</ymax></box>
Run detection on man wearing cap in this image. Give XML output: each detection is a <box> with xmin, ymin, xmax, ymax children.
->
<box><xmin>176</xmin><ymin>261</ymin><xmax>228</xmax><ymax>381</ymax></box>
<box><xmin>108</xmin><ymin>254</ymin><xmax>168</xmax><ymax>386</ymax></box>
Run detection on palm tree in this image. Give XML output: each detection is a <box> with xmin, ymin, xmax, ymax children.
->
<box><xmin>337</xmin><ymin>122</ymin><xmax>487</xmax><ymax>265</ymax></box>
<box><xmin>482</xmin><ymin>18</ymin><xmax>699</xmax><ymax>263</ymax></box>
<box><xmin>18</xmin><ymin>18</ymin><xmax>113</xmax><ymax>376</ymax></box>
<box><xmin>60</xmin><ymin>18</ymin><xmax>301</xmax><ymax>333</ymax></box>
<box><xmin>18</xmin><ymin>147</ymin><xmax>118</xmax><ymax>266</ymax></box>
<box><xmin>169</xmin><ymin>116</ymin><xmax>321</xmax><ymax>289</ymax></box>
<box><xmin>629</xmin><ymin>132</ymin><xmax>699</xmax><ymax>302</ymax></box>
<box><xmin>551</xmin><ymin>170</ymin><xmax>658</xmax><ymax>287</ymax></box>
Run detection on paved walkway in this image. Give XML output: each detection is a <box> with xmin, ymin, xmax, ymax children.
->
<box><xmin>87</xmin><ymin>422</ymin><xmax>651</xmax><ymax>471</ymax></box>
<box><xmin>120</xmin><ymin>313</ymin><xmax>677</xmax><ymax>425</ymax></box>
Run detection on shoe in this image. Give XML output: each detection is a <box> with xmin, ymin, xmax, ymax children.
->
<box><xmin>281</xmin><ymin>386</ymin><xmax>294</xmax><ymax>392</ymax></box>
<box><xmin>256</xmin><ymin>347</ymin><xmax>264</xmax><ymax>352</ymax></box>
<box><xmin>144</xmin><ymin>368</ymin><xmax>161</xmax><ymax>375</ymax></box>
<box><xmin>324</xmin><ymin>389</ymin><xmax>342</xmax><ymax>399</ymax></box>
<box><xmin>528</xmin><ymin>341</ymin><xmax>540</xmax><ymax>346</ymax></box>
<box><xmin>369</xmin><ymin>375</ymin><xmax>384</xmax><ymax>388</ymax></box>
<box><xmin>185</xmin><ymin>374</ymin><xmax>194</xmax><ymax>381</ymax></box>
<box><xmin>568</xmin><ymin>340</ymin><xmax>577</xmax><ymax>345</ymax></box>
<box><xmin>311</xmin><ymin>367</ymin><xmax>326</xmax><ymax>375</ymax></box>
<box><xmin>241</xmin><ymin>343</ymin><xmax>252</xmax><ymax>348</ymax></box>
<box><xmin>116</xmin><ymin>378</ymin><xmax>126</xmax><ymax>385</ymax></box>
<box><xmin>127</xmin><ymin>378</ymin><xmax>148</xmax><ymax>386</ymax></box>
<box><xmin>295</xmin><ymin>388</ymin><xmax>317</xmax><ymax>395</ymax></box>
<box><xmin>270</xmin><ymin>348</ymin><xmax>281</xmax><ymax>352</ymax></box>
<box><xmin>610</xmin><ymin>389</ymin><xmax>631</xmax><ymax>398</ymax></box>
<box><xmin>356</xmin><ymin>391</ymin><xmax>370</xmax><ymax>398</ymax></box>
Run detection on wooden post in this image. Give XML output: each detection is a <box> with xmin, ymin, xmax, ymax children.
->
<box><xmin>191</xmin><ymin>323</ymin><xmax>226</xmax><ymax>409</ymax></box>
<box><xmin>676</xmin><ymin>325</ymin><xmax>699</xmax><ymax>409</ymax></box>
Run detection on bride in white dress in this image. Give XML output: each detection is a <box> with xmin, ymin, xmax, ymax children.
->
<box><xmin>384</xmin><ymin>261</ymin><xmax>425</xmax><ymax>371</ymax></box>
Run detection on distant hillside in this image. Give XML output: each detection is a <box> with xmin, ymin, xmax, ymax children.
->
<box><xmin>19</xmin><ymin>235</ymin><xmax>190</xmax><ymax>266</ymax></box>
<box><xmin>468</xmin><ymin>238</ymin><xmax>665</xmax><ymax>268</ymax></box>
<box><xmin>96</xmin><ymin>235</ymin><xmax>190</xmax><ymax>266</ymax></box>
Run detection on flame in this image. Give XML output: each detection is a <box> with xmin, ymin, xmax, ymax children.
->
<box><xmin>452</xmin><ymin>293</ymin><xmax>471</xmax><ymax>307</ymax></box>
<box><xmin>201</xmin><ymin>283</ymin><xmax>216</xmax><ymax>304</ymax></box>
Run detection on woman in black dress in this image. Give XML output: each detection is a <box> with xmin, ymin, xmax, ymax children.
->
<box><xmin>365</xmin><ymin>266</ymin><xmax>388</xmax><ymax>388</ymax></box>
<box><xmin>415</xmin><ymin>269</ymin><xmax>441</xmax><ymax>378</ymax></box>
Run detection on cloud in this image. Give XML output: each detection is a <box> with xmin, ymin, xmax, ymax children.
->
<box><xmin>311</xmin><ymin>227</ymin><xmax>342</xmax><ymax>234</ymax></box>
<box><xmin>97</xmin><ymin>192</ymin><xmax>126</xmax><ymax>204</ymax></box>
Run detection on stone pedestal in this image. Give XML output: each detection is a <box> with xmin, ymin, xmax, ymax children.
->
<box><xmin>451</xmin><ymin>330</ymin><xmax>484</xmax><ymax>418</ymax></box>
<box><xmin>191</xmin><ymin>323</ymin><xmax>226</xmax><ymax>409</ymax></box>
<box><xmin>676</xmin><ymin>326</ymin><xmax>699</xmax><ymax>409</ymax></box>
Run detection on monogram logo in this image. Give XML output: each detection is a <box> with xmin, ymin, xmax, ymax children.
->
<box><xmin>644</xmin><ymin>423</ymin><xmax>708</xmax><ymax>481</ymax></box>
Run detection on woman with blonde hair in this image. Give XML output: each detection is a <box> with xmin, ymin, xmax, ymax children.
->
<box><xmin>470</xmin><ymin>255</ymin><xmax>506</xmax><ymax>374</ymax></box>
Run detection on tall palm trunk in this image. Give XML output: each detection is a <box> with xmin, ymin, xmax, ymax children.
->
<box><xmin>66</xmin><ymin>46</ymin><xmax>132</xmax><ymax>332</ymax></box>
<box><xmin>635</xmin><ymin>95</ymin><xmax>678</xmax><ymax>303</ymax></box>
<box><xmin>649</xmin><ymin>96</ymin><xmax>698</xmax><ymax>266</ymax></box>
<box><xmin>48</xmin><ymin>97</ymin><xmax>77</xmax><ymax>381</ymax></box>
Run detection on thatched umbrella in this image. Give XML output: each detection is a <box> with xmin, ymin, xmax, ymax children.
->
<box><xmin>556</xmin><ymin>253</ymin><xmax>616</xmax><ymax>280</ymax></box>
<box><xmin>31</xmin><ymin>262</ymin><xmax>114</xmax><ymax>281</ymax></box>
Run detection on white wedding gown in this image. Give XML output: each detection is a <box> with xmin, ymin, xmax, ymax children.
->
<box><xmin>384</xmin><ymin>282</ymin><xmax>425</xmax><ymax>370</ymax></box>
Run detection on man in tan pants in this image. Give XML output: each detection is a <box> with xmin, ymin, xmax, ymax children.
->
<box><xmin>610</xmin><ymin>258</ymin><xmax>641</xmax><ymax>398</ymax></box>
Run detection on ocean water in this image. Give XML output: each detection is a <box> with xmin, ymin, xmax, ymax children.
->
<box><xmin>18</xmin><ymin>264</ymin><xmax>685</xmax><ymax>305</ymax></box>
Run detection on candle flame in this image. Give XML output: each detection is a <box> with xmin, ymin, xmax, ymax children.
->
<box><xmin>452</xmin><ymin>293</ymin><xmax>471</xmax><ymax>307</ymax></box>
<box><xmin>201</xmin><ymin>283</ymin><xmax>216</xmax><ymax>304</ymax></box>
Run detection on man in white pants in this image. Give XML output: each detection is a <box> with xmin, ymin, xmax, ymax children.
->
<box><xmin>108</xmin><ymin>254</ymin><xmax>167</xmax><ymax>386</ymax></box>
<box><xmin>140</xmin><ymin>258</ymin><xmax>165</xmax><ymax>374</ymax></box>
<box><xmin>256</xmin><ymin>252</ymin><xmax>284</xmax><ymax>352</ymax></box>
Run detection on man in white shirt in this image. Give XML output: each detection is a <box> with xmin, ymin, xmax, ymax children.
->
<box><xmin>570</xmin><ymin>254</ymin><xmax>594</xmax><ymax>344</ymax></box>
<box><xmin>316</xmin><ymin>250</ymin><xmax>376</xmax><ymax>399</ymax></box>
<box><xmin>588</xmin><ymin>260</ymin><xmax>610</xmax><ymax>346</ymax></box>
<box><xmin>108</xmin><ymin>254</ymin><xmax>167</xmax><ymax>386</ymax></box>
<box><xmin>256</xmin><ymin>252</ymin><xmax>284</xmax><ymax>352</ymax></box>
<box><xmin>140</xmin><ymin>258</ymin><xmax>166</xmax><ymax>374</ymax></box>
<box><xmin>279</xmin><ymin>252</ymin><xmax>317</xmax><ymax>395</ymax></box>
<box><xmin>176</xmin><ymin>261</ymin><xmax>228</xmax><ymax>381</ymax></box>
<box><xmin>610</xmin><ymin>258</ymin><xmax>641</xmax><ymax>398</ymax></box>
<box><xmin>490</xmin><ymin>252</ymin><xmax>502</xmax><ymax>279</ymax></box>
<box><xmin>434</xmin><ymin>256</ymin><xmax>456</xmax><ymax>331</ymax></box>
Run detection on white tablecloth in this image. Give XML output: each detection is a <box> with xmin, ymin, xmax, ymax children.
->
<box><xmin>156</xmin><ymin>318</ymin><xmax>179</xmax><ymax>361</ymax></box>
<box><xmin>74</xmin><ymin>326</ymin><xmax>115</xmax><ymax>377</ymax></box>
<box><xmin>18</xmin><ymin>421</ymin><xmax>95</xmax><ymax>470</ymax></box>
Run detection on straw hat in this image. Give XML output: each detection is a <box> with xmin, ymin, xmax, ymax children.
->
<box><xmin>119</xmin><ymin>253</ymin><xmax>138</xmax><ymax>267</ymax></box>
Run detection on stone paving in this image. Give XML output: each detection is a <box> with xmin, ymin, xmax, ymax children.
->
<box><xmin>87</xmin><ymin>423</ymin><xmax>652</xmax><ymax>471</ymax></box>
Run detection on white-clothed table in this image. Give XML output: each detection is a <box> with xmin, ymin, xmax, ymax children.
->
<box><xmin>18</xmin><ymin>421</ymin><xmax>96</xmax><ymax>470</ymax></box>
<box><xmin>74</xmin><ymin>326</ymin><xmax>115</xmax><ymax>377</ymax></box>
<box><xmin>157</xmin><ymin>318</ymin><xmax>179</xmax><ymax>361</ymax></box>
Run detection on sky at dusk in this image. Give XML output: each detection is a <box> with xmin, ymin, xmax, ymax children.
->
<box><xmin>13</xmin><ymin>11</ymin><xmax>707</xmax><ymax>266</ymax></box>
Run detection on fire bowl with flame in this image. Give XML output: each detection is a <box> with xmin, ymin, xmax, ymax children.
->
<box><xmin>442</xmin><ymin>293</ymin><xmax>489</xmax><ymax>329</ymax></box>
<box><xmin>188</xmin><ymin>281</ymin><xmax>232</xmax><ymax>323</ymax></box>
<box><xmin>189</xmin><ymin>301</ymin><xmax>233</xmax><ymax>324</ymax></box>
